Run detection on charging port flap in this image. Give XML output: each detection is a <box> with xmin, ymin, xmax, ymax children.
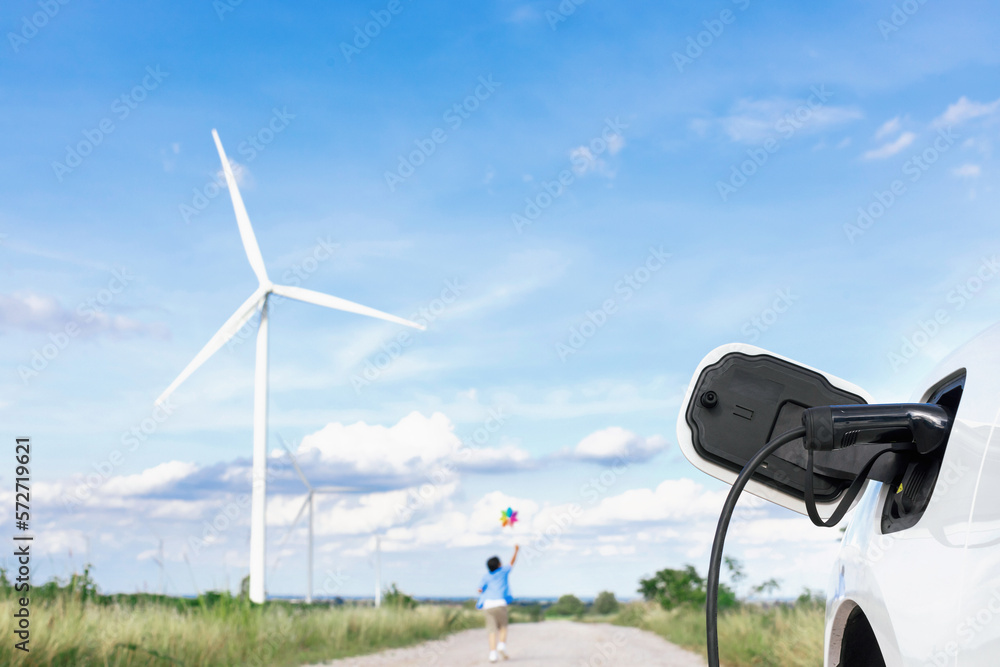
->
<box><xmin>677</xmin><ymin>344</ymin><xmax>876</xmax><ymax>517</ymax></box>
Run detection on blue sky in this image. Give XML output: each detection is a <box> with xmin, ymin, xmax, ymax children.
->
<box><xmin>2</xmin><ymin>0</ymin><xmax>1000</xmax><ymax>600</ymax></box>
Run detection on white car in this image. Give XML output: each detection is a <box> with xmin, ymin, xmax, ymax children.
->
<box><xmin>676</xmin><ymin>326</ymin><xmax>1000</xmax><ymax>667</ymax></box>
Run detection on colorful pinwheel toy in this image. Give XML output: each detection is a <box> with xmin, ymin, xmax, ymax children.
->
<box><xmin>499</xmin><ymin>507</ymin><xmax>518</xmax><ymax>528</ymax></box>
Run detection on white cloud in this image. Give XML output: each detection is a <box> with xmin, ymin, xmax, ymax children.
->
<box><xmin>607</xmin><ymin>133</ymin><xmax>626</xmax><ymax>155</ymax></box>
<box><xmin>933</xmin><ymin>96</ymin><xmax>1000</xmax><ymax>128</ymax></box>
<box><xmin>570</xmin><ymin>146</ymin><xmax>603</xmax><ymax>176</ymax></box>
<box><xmin>300</xmin><ymin>411</ymin><xmax>460</xmax><ymax>475</ymax></box>
<box><xmin>874</xmin><ymin>116</ymin><xmax>902</xmax><ymax>139</ymax></box>
<box><xmin>729</xmin><ymin>517</ymin><xmax>833</xmax><ymax>545</ymax></box>
<box><xmin>569</xmin><ymin>133</ymin><xmax>623</xmax><ymax>178</ymax></box>
<box><xmin>105</xmin><ymin>461</ymin><xmax>199</xmax><ymax>496</ymax></box>
<box><xmin>137</xmin><ymin>548</ymin><xmax>160</xmax><ymax>562</ymax></box>
<box><xmin>216</xmin><ymin>160</ymin><xmax>251</xmax><ymax>188</ymax></box>
<box><xmin>953</xmin><ymin>164</ymin><xmax>981</xmax><ymax>178</ymax></box>
<box><xmin>507</xmin><ymin>5</ymin><xmax>538</xmax><ymax>22</ymax></box>
<box><xmin>0</xmin><ymin>292</ymin><xmax>168</xmax><ymax>338</ymax></box>
<box><xmin>572</xmin><ymin>427</ymin><xmax>667</xmax><ymax>463</ymax></box>
<box><xmin>580</xmin><ymin>478</ymin><xmax>728</xmax><ymax>525</ymax></box>
<box><xmin>308</xmin><ymin>483</ymin><xmax>461</xmax><ymax>536</ymax></box>
<box><xmin>33</xmin><ymin>529</ymin><xmax>88</xmax><ymax>557</ymax></box>
<box><xmin>862</xmin><ymin>131</ymin><xmax>916</xmax><ymax>160</ymax></box>
<box><xmin>462</xmin><ymin>444</ymin><xmax>534</xmax><ymax>470</ymax></box>
<box><xmin>717</xmin><ymin>98</ymin><xmax>863</xmax><ymax>144</ymax></box>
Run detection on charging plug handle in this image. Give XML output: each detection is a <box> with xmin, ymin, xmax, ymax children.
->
<box><xmin>802</xmin><ymin>403</ymin><xmax>951</xmax><ymax>455</ymax></box>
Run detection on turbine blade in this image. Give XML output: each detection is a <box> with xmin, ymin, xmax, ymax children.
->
<box><xmin>279</xmin><ymin>436</ymin><xmax>312</xmax><ymax>492</ymax></box>
<box><xmin>212</xmin><ymin>129</ymin><xmax>269</xmax><ymax>285</ymax></box>
<box><xmin>279</xmin><ymin>495</ymin><xmax>311</xmax><ymax>545</ymax></box>
<box><xmin>271</xmin><ymin>284</ymin><xmax>425</xmax><ymax>330</ymax></box>
<box><xmin>155</xmin><ymin>290</ymin><xmax>266</xmax><ymax>405</ymax></box>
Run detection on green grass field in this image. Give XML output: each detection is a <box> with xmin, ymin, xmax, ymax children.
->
<box><xmin>0</xmin><ymin>591</ymin><xmax>481</xmax><ymax>666</ymax></box>
<box><xmin>1</xmin><ymin>569</ymin><xmax>825</xmax><ymax>666</ymax></box>
<box><xmin>613</xmin><ymin>601</ymin><xmax>825</xmax><ymax>667</ymax></box>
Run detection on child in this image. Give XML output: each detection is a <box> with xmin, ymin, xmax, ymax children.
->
<box><xmin>476</xmin><ymin>544</ymin><xmax>519</xmax><ymax>663</ymax></box>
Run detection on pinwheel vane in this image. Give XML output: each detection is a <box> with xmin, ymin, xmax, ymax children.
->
<box><xmin>500</xmin><ymin>507</ymin><xmax>518</xmax><ymax>528</ymax></box>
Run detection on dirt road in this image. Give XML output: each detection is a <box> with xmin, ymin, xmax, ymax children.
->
<box><xmin>307</xmin><ymin>620</ymin><xmax>707</xmax><ymax>667</ymax></box>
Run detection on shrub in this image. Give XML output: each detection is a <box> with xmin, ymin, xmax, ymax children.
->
<box><xmin>523</xmin><ymin>603</ymin><xmax>544</xmax><ymax>622</ymax></box>
<box><xmin>382</xmin><ymin>583</ymin><xmax>418</xmax><ymax>609</ymax></box>
<box><xmin>593</xmin><ymin>591</ymin><xmax>619</xmax><ymax>615</ymax></box>
<box><xmin>796</xmin><ymin>587</ymin><xmax>825</xmax><ymax>610</ymax></box>
<box><xmin>549</xmin><ymin>594</ymin><xmax>586</xmax><ymax>617</ymax></box>
<box><xmin>638</xmin><ymin>564</ymin><xmax>737</xmax><ymax>611</ymax></box>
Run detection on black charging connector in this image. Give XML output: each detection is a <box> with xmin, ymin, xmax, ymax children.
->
<box><xmin>705</xmin><ymin>403</ymin><xmax>953</xmax><ymax>667</ymax></box>
<box><xmin>802</xmin><ymin>404</ymin><xmax>951</xmax><ymax>455</ymax></box>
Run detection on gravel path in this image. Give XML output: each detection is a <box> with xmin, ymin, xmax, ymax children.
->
<box><xmin>305</xmin><ymin>620</ymin><xmax>707</xmax><ymax>667</ymax></box>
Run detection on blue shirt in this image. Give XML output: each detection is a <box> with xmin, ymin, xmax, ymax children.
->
<box><xmin>477</xmin><ymin>565</ymin><xmax>513</xmax><ymax>609</ymax></box>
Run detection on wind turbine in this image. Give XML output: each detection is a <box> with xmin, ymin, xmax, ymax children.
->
<box><xmin>278</xmin><ymin>436</ymin><xmax>353</xmax><ymax>604</ymax></box>
<box><xmin>374</xmin><ymin>534</ymin><xmax>382</xmax><ymax>608</ymax></box>
<box><xmin>156</xmin><ymin>129</ymin><xmax>425</xmax><ymax>604</ymax></box>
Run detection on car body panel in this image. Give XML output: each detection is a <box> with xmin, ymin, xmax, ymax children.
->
<box><xmin>828</xmin><ymin>323</ymin><xmax>1000</xmax><ymax>666</ymax></box>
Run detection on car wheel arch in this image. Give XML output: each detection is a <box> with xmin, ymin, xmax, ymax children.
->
<box><xmin>829</xmin><ymin>600</ymin><xmax>886</xmax><ymax>667</ymax></box>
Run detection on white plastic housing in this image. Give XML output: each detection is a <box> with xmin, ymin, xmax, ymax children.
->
<box><xmin>675</xmin><ymin>343</ymin><xmax>875</xmax><ymax>519</ymax></box>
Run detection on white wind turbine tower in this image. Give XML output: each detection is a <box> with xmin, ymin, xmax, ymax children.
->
<box><xmin>278</xmin><ymin>436</ymin><xmax>353</xmax><ymax>604</ymax></box>
<box><xmin>156</xmin><ymin>129</ymin><xmax>425</xmax><ymax>604</ymax></box>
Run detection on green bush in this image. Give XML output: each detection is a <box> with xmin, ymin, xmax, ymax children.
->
<box><xmin>638</xmin><ymin>564</ymin><xmax>737</xmax><ymax>611</ymax></box>
<box><xmin>381</xmin><ymin>583</ymin><xmax>418</xmax><ymax>609</ymax></box>
<box><xmin>522</xmin><ymin>602</ymin><xmax>544</xmax><ymax>622</ymax></box>
<box><xmin>796</xmin><ymin>588</ymin><xmax>826</xmax><ymax>610</ymax></box>
<box><xmin>548</xmin><ymin>594</ymin><xmax>586</xmax><ymax>618</ymax></box>
<box><xmin>593</xmin><ymin>591</ymin><xmax>619</xmax><ymax>615</ymax></box>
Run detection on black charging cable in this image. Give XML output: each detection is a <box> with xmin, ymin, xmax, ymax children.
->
<box><xmin>705</xmin><ymin>426</ymin><xmax>805</xmax><ymax>667</ymax></box>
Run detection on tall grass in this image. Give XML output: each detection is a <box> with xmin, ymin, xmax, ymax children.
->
<box><xmin>0</xmin><ymin>578</ymin><xmax>482</xmax><ymax>666</ymax></box>
<box><xmin>613</xmin><ymin>601</ymin><xmax>825</xmax><ymax>667</ymax></box>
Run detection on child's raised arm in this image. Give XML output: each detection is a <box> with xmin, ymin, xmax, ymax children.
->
<box><xmin>510</xmin><ymin>544</ymin><xmax>520</xmax><ymax>566</ymax></box>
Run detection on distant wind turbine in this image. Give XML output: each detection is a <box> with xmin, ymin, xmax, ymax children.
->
<box><xmin>375</xmin><ymin>534</ymin><xmax>382</xmax><ymax>608</ymax></box>
<box><xmin>278</xmin><ymin>436</ymin><xmax>354</xmax><ymax>604</ymax></box>
<box><xmin>156</xmin><ymin>129</ymin><xmax>425</xmax><ymax>604</ymax></box>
